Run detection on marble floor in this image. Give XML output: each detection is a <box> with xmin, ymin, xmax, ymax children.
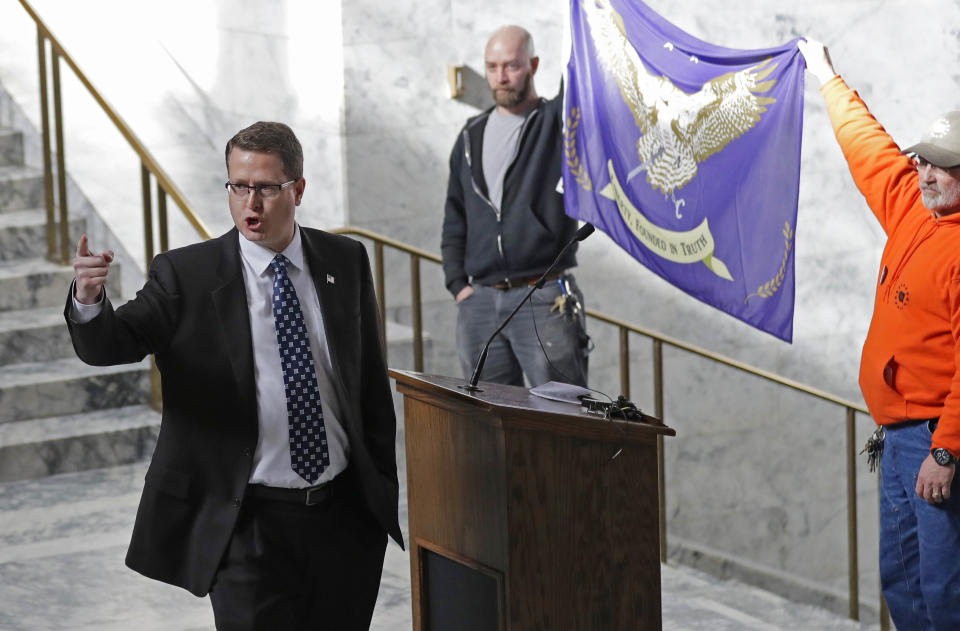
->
<box><xmin>0</xmin><ymin>461</ymin><xmax>883</xmax><ymax>631</ymax></box>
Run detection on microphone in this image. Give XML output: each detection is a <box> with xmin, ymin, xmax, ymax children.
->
<box><xmin>460</xmin><ymin>223</ymin><xmax>595</xmax><ymax>392</ymax></box>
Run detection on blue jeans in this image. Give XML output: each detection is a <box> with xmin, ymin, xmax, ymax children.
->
<box><xmin>879</xmin><ymin>420</ymin><xmax>960</xmax><ymax>630</ymax></box>
<box><xmin>456</xmin><ymin>274</ymin><xmax>589</xmax><ymax>387</ymax></box>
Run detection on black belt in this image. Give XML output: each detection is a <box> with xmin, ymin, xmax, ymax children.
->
<box><xmin>246</xmin><ymin>471</ymin><xmax>349</xmax><ymax>507</ymax></box>
<box><xmin>489</xmin><ymin>272</ymin><xmax>562</xmax><ymax>290</ymax></box>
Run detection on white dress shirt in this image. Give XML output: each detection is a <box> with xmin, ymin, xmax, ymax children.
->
<box><xmin>239</xmin><ymin>225</ymin><xmax>349</xmax><ymax>487</ymax></box>
<box><xmin>72</xmin><ymin>225</ymin><xmax>349</xmax><ymax>488</ymax></box>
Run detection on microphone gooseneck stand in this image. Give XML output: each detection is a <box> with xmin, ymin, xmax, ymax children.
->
<box><xmin>460</xmin><ymin>223</ymin><xmax>595</xmax><ymax>393</ymax></box>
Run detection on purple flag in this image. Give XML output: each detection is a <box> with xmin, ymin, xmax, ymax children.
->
<box><xmin>564</xmin><ymin>0</ymin><xmax>805</xmax><ymax>341</ymax></box>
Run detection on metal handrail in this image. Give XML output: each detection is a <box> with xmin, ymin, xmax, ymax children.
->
<box><xmin>325</xmin><ymin>228</ymin><xmax>865</xmax><ymax>411</ymax></box>
<box><xmin>585</xmin><ymin>308</ymin><xmax>869</xmax><ymax>412</ymax></box>
<box><xmin>19</xmin><ymin>0</ymin><xmax>212</xmax><ymax>270</ymax></box>
<box><xmin>330</xmin><ymin>225</ymin><xmax>887</xmax><ymax>628</ymax></box>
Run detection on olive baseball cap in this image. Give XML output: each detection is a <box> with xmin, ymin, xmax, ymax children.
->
<box><xmin>902</xmin><ymin>111</ymin><xmax>960</xmax><ymax>168</ymax></box>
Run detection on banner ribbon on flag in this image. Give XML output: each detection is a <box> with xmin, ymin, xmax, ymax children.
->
<box><xmin>599</xmin><ymin>159</ymin><xmax>732</xmax><ymax>281</ymax></box>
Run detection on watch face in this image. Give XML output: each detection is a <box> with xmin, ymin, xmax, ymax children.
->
<box><xmin>933</xmin><ymin>448</ymin><xmax>956</xmax><ymax>466</ymax></box>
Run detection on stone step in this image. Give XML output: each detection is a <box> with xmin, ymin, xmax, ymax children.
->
<box><xmin>0</xmin><ymin>257</ymin><xmax>75</xmax><ymax>312</ymax></box>
<box><xmin>0</xmin><ymin>128</ymin><xmax>24</xmax><ymax>167</ymax></box>
<box><xmin>0</xmin><ymin>165</ymin><xmax>44</xmax><ymax>213</ymax></box>
<box><xmin>0</xmin><ymin>405</ymin><xmax>159</xmax><ymax>482</ymax></box>
<box><xmin>0</xmin><ymin>306</ymin><xmax>75</xmax><ymax>366</ymax></box>
<box><xmin>0</xmin><ymin>357</ymin><xmax>151</xmax><ymax>424</ymax></box>
<box><xmin>0</xmin><ymin>461</ymin><xmax>218</xmax><ymax>629</ymax></box>
<box><xmin>0</xmin><ymin>257</ymin><xmax>121</xmax><ymax>313</ymax></box>
<box><xmin>0</xmin><ymin>208</ymin><xmax>84</xmax><ymax>262</ymax></box>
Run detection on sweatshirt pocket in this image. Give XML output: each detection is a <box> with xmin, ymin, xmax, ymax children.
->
<box><xmin>860</xmin><ymin>353</ymin><xmax>908</xmax><ymax>418</ymax></box>
<box><xmin>504</xmin><ymin>205</ymin><xmax>555</xmax><ymax>256</ymax></box>
<box><xmin>524</xmin><ymin>203</ymin><xmax>553</xmax><ymax>236</ymax></box>
<box><xmin>882</xmin><ymin>357</ymin><xmax>898</xmax><ymax>392</ymax></box>
<box><xmin>872</xmin><ymin>355</ymin><xmax>944</xmax><ymax>415</ymax></box>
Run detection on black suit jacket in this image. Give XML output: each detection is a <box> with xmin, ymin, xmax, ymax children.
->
<box><xmin>65</xmin><ymin>227</ymin><xmax>402</xmax><ymax>596</ymax></box>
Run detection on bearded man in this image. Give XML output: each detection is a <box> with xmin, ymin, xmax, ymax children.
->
<box><xmin>441</xmin><ymin>25</ymin><xmax>589</xmax><ymax>387</ymax></box>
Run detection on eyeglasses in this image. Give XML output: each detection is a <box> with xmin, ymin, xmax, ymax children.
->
<box><xmin>225</xmin><ymin>180</ymin><xmax>296</xmax><ymax>199</ymax></box>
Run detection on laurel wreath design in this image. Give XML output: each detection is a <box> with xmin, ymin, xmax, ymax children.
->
<box><xmin>745</xmin><ymin>221</ymin><xmax>793</xmax><ymax>303</ymax></box>
<box><xmin>565</xmin><ymin>107</ymin><xmax>593</xmax><ymax>191</ymax></box>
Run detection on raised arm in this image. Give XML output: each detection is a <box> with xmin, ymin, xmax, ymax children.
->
<box><xmin>796</xmin><ymin>38</ymin><xmax>838</xmax><ymax>87</ymax></box>
<box><xmin>798</xmin><ymin>37</ymin><xmax>920</xmax><ymax>235</ymax></box>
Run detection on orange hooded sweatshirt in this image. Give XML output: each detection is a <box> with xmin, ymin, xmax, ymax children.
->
<box><xmin>822</xmin><ymin>77</ymin><xmax>960</xmax><ymax>458</ymax></box>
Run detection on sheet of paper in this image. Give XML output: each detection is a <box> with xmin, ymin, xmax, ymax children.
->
<box><xmin>529</xmin><ymin>381</ymin><xmax>592</xmax><ymax>405</ymax></box>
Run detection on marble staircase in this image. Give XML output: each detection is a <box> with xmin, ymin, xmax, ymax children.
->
<box><xmin>0</xmin><ymin>126</ymin><xmax>156</xmax><ymax>484</ymax></box>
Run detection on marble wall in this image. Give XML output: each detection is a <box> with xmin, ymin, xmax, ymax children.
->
<box><xmin>155</xmin><ymin>0</ymin><xmax>349</xmax><ymax>233</ymax></box>
<box><xmin>2</xmin><ymin>0</ymin><xmax>959</xmax><ymax>618</ymax></box>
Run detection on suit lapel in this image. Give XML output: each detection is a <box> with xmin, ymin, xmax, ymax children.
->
<box><xmin>210</xmin><ymin>229</ymin><xmax>258</xmax><ymax>417</ymax></box>
<box><xmin>301</xmin><ymin>229</ymin><xmax>352</xmax><ymax>407</ymax></box>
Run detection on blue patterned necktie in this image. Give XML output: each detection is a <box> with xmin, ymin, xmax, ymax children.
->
<box><xmin>270</xmin><ymin>254</ymin><xmax>329</xmax><ymax>484</ymax></box>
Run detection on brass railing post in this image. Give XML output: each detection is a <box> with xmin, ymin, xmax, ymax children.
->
<box><xmin>141</xmin><ymin>167</ymin><xmax>159</xmax><ymax>411</ymax></box>
<box><xmin>374</xmin><ymin>241</ymin><xmax>386</xmax><ymax>362</ymax></box>
<box><xmin>846</xmin><ymin>407</ymin><xmax>859</xmax><ymax>620</ymax></box>
<box><xmin>619</xmin><ymin>327</ymin><xmax>630</xmax><ymax>398</ymax></box>
<box><xmin>410</xmin><ymin>254</ymin><xmax>423</xmax><ymax>372</ymax></box>
<box><xmin>150</xmin><ymin>184</ymin><xmax>169</xmax><ymax>413</ymax></box>
<box><xmin>51</xmin><ymin>47</ymin><xmax>69</xmax><ymax>264</ymax></box>
<box><xmin>157</xmin><ymin>182</ymin><xmax>168</xmax><ymax>254</ymax></box>
<box><xmin>141</xmin><ymin>164</ymin><xmax>153</xmax><ymax>267</ymax></box>
<box><xmin>654</xmin><ymin>338</ymin><xmax>666</xmax><ymax>563</ymax></box>
<box><xmin>36</xmin><ymin>26</ymin><xmax>56</xmax><ymax>262</ymax></box>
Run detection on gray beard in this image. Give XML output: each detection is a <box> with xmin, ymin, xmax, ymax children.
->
<box><xmin>922</xmin><ymin>188</ymin><xmax>960</xmax><ymax>215</ymax></box>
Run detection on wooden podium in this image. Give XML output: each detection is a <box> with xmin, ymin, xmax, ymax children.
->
<box><xmin>391</xmin><ymin>370</ymin><xmax>675</xmax><ymax>631</ymax></box>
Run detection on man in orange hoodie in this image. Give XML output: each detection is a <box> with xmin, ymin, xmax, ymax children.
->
<box><xmin>798</xmin><ymin>39</ymin><xmax>960</xmax><ymax>629</ymax></box>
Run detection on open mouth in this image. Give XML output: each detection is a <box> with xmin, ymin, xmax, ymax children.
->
<box><xmin>245</xmin><ymin>216</ymin><xmax>262</xmax><ymax>229</ymax></box>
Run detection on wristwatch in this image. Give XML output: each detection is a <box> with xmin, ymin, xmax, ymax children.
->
<box><xmin>932</xmin><ymin>447</ymin><xmax>958</xmax><ymax>466</ymax></box>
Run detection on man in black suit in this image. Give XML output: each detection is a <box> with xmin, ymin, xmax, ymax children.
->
<box><xmin>66</xmin><ymin>121</ymin><xmax>402</xmax><ymax>630</ymax></box>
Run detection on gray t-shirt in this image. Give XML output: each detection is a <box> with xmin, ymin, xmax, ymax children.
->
<box><xmin>482</xmin><ymin>109</ymin><xmax>528</xmax><ymax>211</ymax></box>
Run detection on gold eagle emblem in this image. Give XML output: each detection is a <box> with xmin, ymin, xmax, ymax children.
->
<box><xmin>581</xmin><ymin>0</ymin><xmax>777</xmax><ymax>213</ymax></box>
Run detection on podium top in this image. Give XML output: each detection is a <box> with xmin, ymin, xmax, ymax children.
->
<box><xmin>390</xmin><ymin>369</ymin><xmax>675</xmax><ymax>443</ymax></box>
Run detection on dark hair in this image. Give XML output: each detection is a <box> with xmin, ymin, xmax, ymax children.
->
<box><xmin>225</xmin><ymin>121</ymin><xmax>303</xmax><ymax>180</ymax></box>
